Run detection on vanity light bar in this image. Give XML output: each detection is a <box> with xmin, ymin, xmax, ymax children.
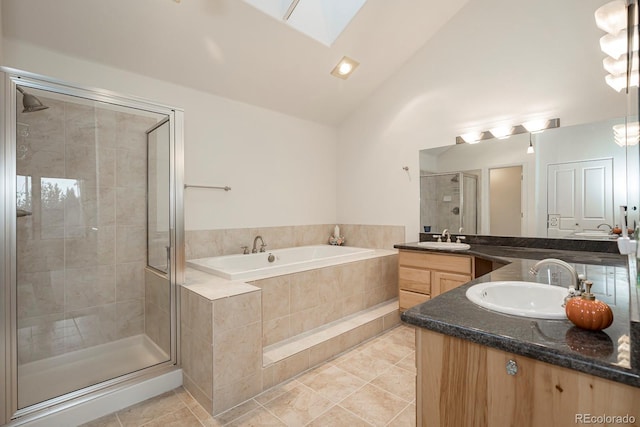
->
<box><xmin>455</xmin><ymin>118</ymin><xmax>560</xmax><ymax>144</ymax></box>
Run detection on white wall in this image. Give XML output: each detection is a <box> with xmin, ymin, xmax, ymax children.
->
<box><xmin>2</xmin><ymin>40</ymin><xmax>338</xmax><ymax>230</ymax></box>
<box><xmin>336</xmin><ymin>0</ymin><xmax>627</xmax><ymax>241</ymax></box>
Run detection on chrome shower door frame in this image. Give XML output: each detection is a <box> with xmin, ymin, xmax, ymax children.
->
<box><xmin>0</xmin><ymin>67</ymin><xmax>184</xmax><ymax>425</ymax></box>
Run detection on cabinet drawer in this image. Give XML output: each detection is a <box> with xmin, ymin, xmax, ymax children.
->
<box><xmin>399</xmin><ymin>289</ymin><xmax>430</xmax><ymax>311</ymax></box>
<box><xmin>399</xmin><ymin>267</ymin><xmax>431</xmax><ymax>294</ymax></box>
<box><xmin>399</xmin><ymin>251</ymin><xmax>472</xmax><ymax>275</ymax></box>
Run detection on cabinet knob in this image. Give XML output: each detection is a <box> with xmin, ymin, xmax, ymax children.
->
<box><xmin>506</xmin><ymin>359</ymin><xmax>518</xmax><ymax>375</ymax></box>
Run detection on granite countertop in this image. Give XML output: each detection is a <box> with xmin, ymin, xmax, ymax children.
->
<box><xmin>396</xmin><ymin>242</ymin><xmax>640</xmax><ymax>388</ymax></box>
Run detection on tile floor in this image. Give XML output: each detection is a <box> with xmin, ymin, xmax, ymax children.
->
<box><xmin>82</xmin><ymin>324</ymin><xmax>416</xmax><ymax>427</ymax></box>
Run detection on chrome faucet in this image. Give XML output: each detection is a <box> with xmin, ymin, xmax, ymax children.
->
<box><xmin>441</xmin><ymin>229</ymin><xmax>451</xmax><ymax>242</ymax></box>
<box><xmin>597</xmin><ymin>223</ymin><xmax>613</xmax><ymax>232</ymax></box>
<box><xmin>252</xmin><ymin>235</ymin><xmax>267</xmax><ymax>253</ymax></box>
<box><xmin>529</xmin><ymin>258</ymin><xmax>582</xmax><ymax>292</ymax></box>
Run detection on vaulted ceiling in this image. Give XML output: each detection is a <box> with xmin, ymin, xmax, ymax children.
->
<box><xmin>1</xmin><ymin>0</ymin><xmax>470</xmax><ymax>125</ymax></box>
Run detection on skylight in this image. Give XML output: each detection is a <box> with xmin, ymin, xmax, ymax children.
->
<box><xmin>243</xmin><ymin>0</ymin><xmax>368</xmax><ymax>46</ymax></box>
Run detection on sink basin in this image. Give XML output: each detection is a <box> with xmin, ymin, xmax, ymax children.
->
<box><xmin>465</xmin><ymin>281</ymin><xmax>568</xmax><ymax>319</ymax></box>
<box><xmin>574</xmin><ymin>231</ymin><xmax>612</xmax><ymax>238</ymax></box>
<box><xmin>417</xmin><ymin>241</ymin><xmax>470</xmax><ymax>250</ymax></box>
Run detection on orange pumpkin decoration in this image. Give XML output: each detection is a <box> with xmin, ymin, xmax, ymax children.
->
<box><xmin>565</xmin><ymin>281</ymin><xmax>613</xmax><ymax>331</ymax></box>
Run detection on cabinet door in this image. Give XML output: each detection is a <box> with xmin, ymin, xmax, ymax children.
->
<box><xmin>432</xmin><ymin>271</ymin><xmax>471</xmax><ymax>296</ymax></box>
<box><xmin>418</xmin><ymin>329</ymin><xmax>640</xmax><ymax>426</ymax></box>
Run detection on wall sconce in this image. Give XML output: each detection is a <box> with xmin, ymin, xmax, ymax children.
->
<box><xmin>595</xmin><ymin>0</ymin><xmax>639</xmax><ymax>92</ymax></box>
<box><xmin>613</xmin><ymin>121</ymin><xmax>640</xmax><ymax>146</ymax></box>
<box><xmin>456</xmin><ymin>118</ymin><xmax>560</xmax><ymax>144</ymax></box>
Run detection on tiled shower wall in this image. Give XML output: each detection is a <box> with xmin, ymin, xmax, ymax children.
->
<box><xmin>185</xmin><ymin>224</ymin><xmax>405</xmax><ymax>260</ymax></box>
<box><xmin>16</xmin><ymin>94</ymin><xmax>156</xmax><ymax>363</ymax></box>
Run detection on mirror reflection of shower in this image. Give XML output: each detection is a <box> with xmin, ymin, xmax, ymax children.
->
<box><xmin>420</xmin><ymin>172</ymin><xmax>478</xmax><ymax>234</ymax></box>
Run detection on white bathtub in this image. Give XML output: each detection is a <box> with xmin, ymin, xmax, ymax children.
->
<box><xmin>187</xmin><ymin>245</ymin><xmax>376</xmax><ymax>281</ymax></box>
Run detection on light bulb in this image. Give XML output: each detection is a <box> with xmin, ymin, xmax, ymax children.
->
<box><xmin>460</xmin><ymin>132</ymin><xmax>483</xmax><ymax>144</ymax></box>
<box><xmin>600</xmin><ymin>31</ymin><xmax>638</xmax><ymax>60</ymax></box>
<box><xmin>489</xmin><ymin>126</ymin><xmax>513</xmax><ymax>139</ymax></box>
<box><xmin>338</xmin><ymin>62</ymin><xmax>353</xmax><ymax>75</ymax></box>
<box><xmin>522</xmin><ymin>119</ymin><xmax>548</xmax><ymax>133</ymax></box>
<box><xmin>594</xmin><ymin>0</ymin><xmax>627</xmax><ymax>35</ymax></box>
<box><xmin>605</xmin><ymin>70</ymin><xmax>640</xmax><ymax>92</ymax></box>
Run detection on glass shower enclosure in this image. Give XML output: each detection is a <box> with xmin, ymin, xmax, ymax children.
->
<box><xmin>420</xmin><ymin>172</ymin><xmax>478</xmax><ymax>234</ymax></box>
<box><xmin>0</xmin><ymin>69</ymin><xmax>184</xmax><ymax>423</ymax></box>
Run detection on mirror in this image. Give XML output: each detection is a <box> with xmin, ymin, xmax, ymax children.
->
<box><xmin>419</xmin><ymin>117</ymin><xmax>638</xmax><ymax>239</ymax></box>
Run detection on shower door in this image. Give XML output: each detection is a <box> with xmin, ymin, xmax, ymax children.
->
<box><xmin>1</xmin><ymin>70</ymin><xmax>183</xmax><ymax>421</ymax></box>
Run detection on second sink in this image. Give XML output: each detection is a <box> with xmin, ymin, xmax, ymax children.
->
<box><xmin>417</xmin><ymin>241</ymin><xmax>470</xmax><ymax>250</ymax></box>
<box><xmin>465</xmin><ymin>281</ymin><xmax>568</xmax><ymax>319</ymax></box>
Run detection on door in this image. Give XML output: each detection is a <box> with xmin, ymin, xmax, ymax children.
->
<box><xmin>489</xmin><ymin>166</ymin><xmax>523</xmax><ymax>236</ymax></box>
<box><xmin>9</xmin><ymin>81</ymin><xmax>175</xmax><ymax>413</ymax></box>
<box><xmin>547</xmin><ymin>159</ymin><xmax>613</xmax><ymax>237</ymax></box>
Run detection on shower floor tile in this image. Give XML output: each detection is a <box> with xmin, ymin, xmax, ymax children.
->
<box><xmin>81</xmin><ymin>324</ymin><xmax>417</xmax><ymax>427</ymax></box>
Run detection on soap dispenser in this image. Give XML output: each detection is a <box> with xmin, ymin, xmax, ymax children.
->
<box><xmin>565</xmin><ymin>281</ymin><xmax>613</xmax><ymax>331</ymax></box>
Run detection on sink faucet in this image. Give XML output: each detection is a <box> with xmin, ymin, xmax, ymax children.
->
<box><xmin>529</xmin><ymin>258</ymin><xmax>582</xmax><ymax>292</ymax></box>
<box><xmin>252</xmin><ymin>235</ymin><xmax>267</xmax><ymax>253</ymax></box>
<box><xmin>442</xmin><ymin>229</ymin><xmax>451</xmax><ymax>242</ymax></box>
<box><xmin>597</xmin><ymin>223</ymin><xmax>613</xmax><ymax>232</ymax></box>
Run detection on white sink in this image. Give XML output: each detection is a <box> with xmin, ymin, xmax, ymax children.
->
<box><xmin>465</xmin><ymin>281</ymin><xmax>568</xmax><ymax>319</ymax></box>
<box><xmin>574</xmin><ymin>231</ymin><xmax>611</xmax><ymax>238</ymax></box>
<box><xmin>417</xmin><ymin>241</ymin><xmax>470</xmax><ymax>250</ymax></box>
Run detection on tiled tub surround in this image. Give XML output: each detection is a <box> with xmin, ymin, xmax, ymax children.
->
<box><xmin>398</xmin><ymin>242</ymin><xmax>640</xmax><ymax>388</ymax></box>
<box><xmin>15</xmin><ymin>94</ymin><xmax>164</xmax><ymax>406</ymax></box>
<box><xmin>185</xmin><ymin>224</ymin><xmax>405</xmax><ymax>259</ymax></box>
<box><xmin>180</xmin><ymin>249</ymin><xmax>400</xmax><ymax>416</ymax></box>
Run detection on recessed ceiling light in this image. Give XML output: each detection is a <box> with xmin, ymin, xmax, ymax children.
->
<box><xmin>331</xmin><ymin>56</ymin><xmax>359</xmax><ymax>80</ymax></box>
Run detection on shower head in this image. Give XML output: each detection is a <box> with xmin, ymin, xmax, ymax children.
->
<box><xmin>16</xmin><ymin>86</ymin><xmax>49</xmax><ymax>113</ymax></box>
<box><xmin>450</xmin><ymin>174</ymin><xmax>459</xmax><ymax>183</ymax></box>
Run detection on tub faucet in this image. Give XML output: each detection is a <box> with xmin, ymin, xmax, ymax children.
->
<box><xmin>252</xmin><ymin>235</ymin><xmax>267</xmax><ymax>253</ymax></box>
<box><xmin>529</xmin><ymin>258</ymin><xmax>582</xmax><ymax>292</ymax></box>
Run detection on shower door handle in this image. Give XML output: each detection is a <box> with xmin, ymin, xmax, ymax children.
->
<box><xmin>166</xmin><ymin>245</ymin><xmax>171</xmax><ymax>273</ymax></box>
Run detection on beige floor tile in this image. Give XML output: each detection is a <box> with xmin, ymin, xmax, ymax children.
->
<box><xmin>79</xmin><ymin>414</ymin><xmax>120</xmax><ymax>427</ymax></box>
<box><xmin>307</xmin><ymin>405</ymin><xmax>373</xmax><ymax>426</ymax></box>
<box><xmin>254</xmin><ymin>379</ymin><xmax>301</xmax><ymax>405</ymax></box>
<box><xmin>226</xmin><ymin>407</ymin><xmax>286</xmax><ymax>427</ymax></box>
<box><xmin>142</xmin><ymin>406</ymin><xmax>203</xmax><ymax>427</ymax></box>
<box><xmin>387</xmin><ymin>403</ymin><xmax>416</xmax><ymax>427</ymax></box>
<box><xmin>262</xmin><ymin>383</ymin><xmax>334</xmax><ymax>426</ymax></box>
<box><xmin>116</xmin><ymin>390</ymin><xmax>186</xmax><ymax>427</ymax></box>
<box><xmin>214</xmin><ymin>399</ymin><xmax>260</xmax><ymax>425</ymax></box>
<box><xmin>359</xmin><ymin>338</ymin><xmax>413</xmax><ymax>365</ymax></box>
<box><xmin>395</xmin><ymin>351</ymin><xmax>416</xmax><ymax>374</ymax></box>
<box><xmin>339</xmin><ymin>384</ymin><xmax>409</xmax><ymax>426</ymax></box>
<box><xmin>384</xmin><ymin>326</ymin><xmax>416</xmax><ymax>349</ymax></box>
<box><xmin>298</xmin><ymin>364</ymin><xmax>366</xmax><ymax>403</ymax></box>
<box><xmin>369</xmin><ymin>365</ymin><xmax>416</xmax><ymax>402</ymax></box>
<box><xmin>335</xmin><ymin>350</ymin><xmax>395</xmax><ymax>382</ymax></box>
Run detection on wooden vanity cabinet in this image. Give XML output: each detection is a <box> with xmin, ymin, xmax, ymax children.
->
<box><xmin>398</xmin><ymin>250</ymin><xmax>472</xmax><ymax>311</ymax></box>
<box><xmin>417</xmin><ymin>329</ymin><xmax>640</xmax><ymax>426</ymax></box>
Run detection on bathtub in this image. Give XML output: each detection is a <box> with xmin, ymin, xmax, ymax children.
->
<box><xmin>187</xmin><ymin>244</ymin><xmax>376</xmax><ymax>281</ymax></box>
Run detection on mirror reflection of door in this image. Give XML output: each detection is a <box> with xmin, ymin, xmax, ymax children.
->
<box><xmin>547</xmin><ymin>159</ymin><xmax>613</xmax><ymax>237</ymax></box>
<box><xmin>489</xmin><ymin>166</ymin><xmax>523</xmax><ymax>236</ymax></box>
